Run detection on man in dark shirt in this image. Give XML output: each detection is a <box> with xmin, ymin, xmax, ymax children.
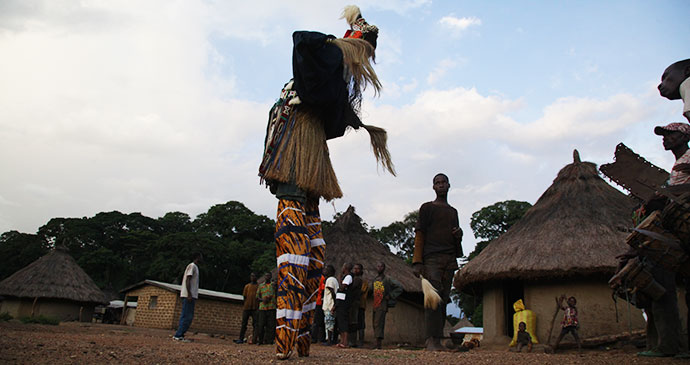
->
<box><xmin>371</xmin><ymin>262</ymin><xmax>403</xmax><ymax>349</ymax></box>
<box><xmin>348</xmin><ymin>264</ymin><xmax>363</xmax><ymax>347</ymax></box>
<box><xmin>235</xmin><ymin>273</ymin><xmax>259</xmax><ymax>344</ymax></box>
<box><xmin>412</xmin><ymin>173</ymin><xmax>463</xmax><ymax>351</ymax></box>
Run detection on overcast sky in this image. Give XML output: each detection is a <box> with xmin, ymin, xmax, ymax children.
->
<box><xmin>1</xmin><ymin>0</ymin><xmax>689</xmax><ymax>257</ymax></box>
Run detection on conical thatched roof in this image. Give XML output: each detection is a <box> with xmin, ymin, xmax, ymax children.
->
<box><xmin>0</xmin><ymin>246</ymin><xmax>108</xmax><ymax>304</ymax></box>
<box><xmin>324</xmin><ymin>206</ymin><xmax>421</xmax><ymax>293</ymax></box>
<box><xmin>454</xmin><ymin>150</ymin><xmax>635</xmax><ymax>291</ymax></box>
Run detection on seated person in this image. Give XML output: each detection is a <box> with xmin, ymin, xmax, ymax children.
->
<box><xmin>515</xmin><ymin>322</ymin><xmax>532</xmax><ymax>353</ymax></box>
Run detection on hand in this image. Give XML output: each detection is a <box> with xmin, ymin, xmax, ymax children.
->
<box><xmin>186</xmin><ymin>296</ymin><xmax>193</xmax><ymax>302</ymax></box>
<box><xmin>413</xmin><ymin>263</ymin><xmax>423</xmax><ymax>278</ymax></box>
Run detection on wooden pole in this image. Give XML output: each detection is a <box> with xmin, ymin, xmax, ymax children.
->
<box><xmin>546</xmin><ymin>296</ymin><xmax>560</xmax><ymax>345</ymax></box>
<box><xmin>31</xmin><ymin>297</ymin><xmax>38</xmax><ymax>317</ymax></box>
<box><xmin>120</xmin><ymin>296</ymin><xmax>128</xmax><ymax>325</ymax></box>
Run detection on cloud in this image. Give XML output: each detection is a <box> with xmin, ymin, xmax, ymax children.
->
<box><xmin>427</xmin><ymin>59</ymin><xmax>457</xmax><ymax>85</ymax></box>
<box><xmin>439</xmin><ymin>15</ymin><xmax>481</xmax><ymax>33</ymax></box>
<box><xmin>324</xmin><ymin>84</ymin><xmax>659</xmax><ymax>256</ymax></box>
<box><xmin>0</xmin><ymin>0</ymin><xmax>677</xmax><ymax>265</ymax></box>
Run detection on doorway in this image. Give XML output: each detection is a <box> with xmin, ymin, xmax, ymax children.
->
<box><xmin>503</xmin><ymin>280</ymin><xmax>524</xmax><ymax>337</ymax></box>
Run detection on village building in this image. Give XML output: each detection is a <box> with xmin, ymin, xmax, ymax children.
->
<box><xmin>453</xmin><ymin>151</ymin><xmax>681</xmax><ymax>346</ymax></box>
<box><xmin>322</xmin><ymin>206</ymin><xmax>425</xmax><ymax>345</ymax></box>
<box><xmin>0</xmin><ymin>246</ymin><xmax>108</xmax><ymax>322</ymax></box>
<box><xmin>121</xmin><ymin>279</ymin><xmax>249</xmax><ymax>336</ymax></box>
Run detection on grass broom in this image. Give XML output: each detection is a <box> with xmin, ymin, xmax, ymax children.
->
<box><xmin>420</xmin><ymin>275</ymin><xmax>442</xmax><ymax>310</ymax></box>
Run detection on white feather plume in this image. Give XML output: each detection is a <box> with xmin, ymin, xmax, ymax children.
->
<box><xmin>341</xmin><ymin>5</ymin><xmax>361</xmax><ymax>27</ymax></box>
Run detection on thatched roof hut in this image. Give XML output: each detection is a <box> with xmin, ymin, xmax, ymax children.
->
<box><xmin>0</xmin><ymin>246</ymin><xmax>107</xmax><ymax>321</ymax></box>
<box><xmin>453</xmin><ymin>150</ymin><xmax>646</xmax><ymax>345</ymax></box>
<box><xmin>455</xmin><ymin>150</ymin><xmax>634</xmax><ymax>290</ymax></box>
<box><xmin>323</xmin><ymin>206</ymin><xmax>421</xmax><ymax>294</ymax></box>
<box><xmin>321</xmin><ymin>206</ymin><xmax>424</xmax><ymax>345</ymax></box>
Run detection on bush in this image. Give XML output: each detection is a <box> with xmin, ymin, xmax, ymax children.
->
<box><xmin>19</xmin><ymin>315</ymin><xmax>60</xmax><ymax>325</ymax></box>
<box><xmin>0</xmin><ymin>312</ymin><xmax>12</xmax><ymax>321</ymax></box>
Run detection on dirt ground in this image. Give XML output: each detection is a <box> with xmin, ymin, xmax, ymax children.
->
<box><xmin>0</xmin><ymin>321</ymin><xmax>685</xmax><ymax>364</ymax></box>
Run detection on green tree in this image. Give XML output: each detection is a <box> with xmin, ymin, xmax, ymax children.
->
<box><xmin>370</xmin><ymin>210</ymin><xmax>418</xmax><ymax>262</ymax></box>
<box><xmin>3</xmin><ymin>200</ymin><xmax>277</xmax><ymax>297</ymax></box>
<box><xmin>469</xmin><ymin>200</ymin><xmax>532</xmax><ymax>241</ymax></box>
<box><xmin>0</xmin><ymin>231</ymin><xmax>48</xmax><ymax>280</ymax></box>
<box><xmin>194</xmin><ymin>201</ymin><xmax>273</xmax><ymax>243</ymax></box>
<box><xmin>454</xmin><ymin>200</ymin><xmax>532</xmax><ymax>325</ymax></box>
<box><xmin>158</xmin><ymin>212</ymin><xmax>192</xmax><ymax>233</ymax></box>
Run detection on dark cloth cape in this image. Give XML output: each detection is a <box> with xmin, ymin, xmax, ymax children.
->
<box><xmin>291</xmin><ymin>31</ymin><xmax>363</xmax><ymax>140</ymax></box>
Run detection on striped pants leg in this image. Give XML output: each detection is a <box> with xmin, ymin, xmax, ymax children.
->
<box><xmin>296</xmin><ymin>199</ymin><xmax>326</xmax><ymax>356</ymax></box>
<box><xmin>275</xmin><ymin>199</ymin><xmax>310</xmax><ymax>358</ymax></box>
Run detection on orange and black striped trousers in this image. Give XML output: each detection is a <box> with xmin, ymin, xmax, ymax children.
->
<box><xmin>275</xmin><ymin>198</ymin><xmax>325</xmax><ymax>358</ymax></box>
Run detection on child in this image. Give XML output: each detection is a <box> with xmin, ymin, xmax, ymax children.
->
<box><xmin>515</xmin><ymin>321</ymin><xmax>532</xmax><ymax>353</ymax></box>
<box><xmin>554</xmin><ymin>295</ymin><xmax>581</xmax><ymax>353</ymax></box>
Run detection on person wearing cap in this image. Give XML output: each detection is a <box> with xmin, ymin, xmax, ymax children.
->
<box><xmin>258</xmin><ymin>5</ymin><xmax>393</xmax><ymax>360</ymax></box>
<box><xmin>659</xmin><ymin>59</ymin><xmax>690</xmax><ymax>123</ymax></box>
<box><xmin>635</xmin><ymin>122</ymin><xmax>690</xmax><ymax>358</ymax></box>
<box><xmin>654</xmin><ymin>123</ymin><xmax>690</xmax><ymax>186</ymax></box>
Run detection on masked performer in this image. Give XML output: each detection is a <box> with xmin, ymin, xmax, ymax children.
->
<box><xmin>258</xmin><ymin>6</ymin><xmax>395</xmax><ymax>360</ymax></box>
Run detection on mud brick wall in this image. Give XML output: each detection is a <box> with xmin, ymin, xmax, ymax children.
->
<box><xmin>126</xmin><ymin>286</ymin><xmax>177</xmax><ymax>330</ymax></box>
<box><xmin>172</xmin><ymin>297</ymin><xmax>248</xmax><ymax>337</ymax></box>
<box><xmin>126</xmin><ymin>284</ymin><xmax>249</xmax><ymax>337</ymax></box>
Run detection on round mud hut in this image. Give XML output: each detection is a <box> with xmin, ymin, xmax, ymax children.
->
<box><xmin>0</xmin><ymin>246</ymin><xmax>107</xmax><ymax>322</ymax></box>
<box><xmin>323</xmin><ymin>206</ymin><xmax>425</xmax><ymax>345</ymax></box>
<box><xmin>454</xmin><ymin>150</ymin><xmax>650</xmax><ymax>346</ymax></box>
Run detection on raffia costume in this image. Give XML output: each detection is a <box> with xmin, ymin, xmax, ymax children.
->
<box><xmin>258</xmin><ymin>6</ymin><xmax>394</xmax><ymax>359</ymax></box>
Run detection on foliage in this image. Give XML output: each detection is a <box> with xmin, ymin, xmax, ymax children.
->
<box><xmin>453</xmin><ymin>200</ymin><xmax>531</xmax><ymax>325</ymax></box>
<box><xmin>0</xmin><ymin>231</ymin><xmax>48</xmax><ymax>281</ymax></box>
<box><xmin>369</xmin><ymin>210</ymin><xmax>418</xmax><ymax>261</ymax></box>
<box><xmin>0</xmin><ymin>312</ymin><xmax>12</xmax><ymax>321</ymax></box>
<box><xmin>20</xmin><ymin>315</ymin><xmax>60</xmax><ymax>325</ymax></box>
<box><xmin>452</xmin><ymin>286</ymin><xmax>483</xmax><ymax>326</ymax></box>
<box><xmin>469</xmin><ymin>200</ymin><xmax>532</xmax><ymax>241</ymax></box>
<box><xmin>1</xmin><ymin>201</ymin><xmax>275</xmax><ymax>296</ymax></box>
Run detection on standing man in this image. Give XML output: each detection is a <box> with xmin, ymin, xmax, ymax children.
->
<box><xmin>256</xmin><ymin>272</ymin><xmax>277</xmax><ymax>345</ymax></box>
<box><xmin>235</xmin><ymin>273</ymin><xmax>259</xmax><ymax>344</ymax></box>
<box><xmin>412</xmin><ymin>173</ymin><xmax>463</xmax><ymax>351</ymax></box>
<box><xmin>312</xmin><ymin>273</ymin><xmax>326</xmax><ymax>344</ymax></box>
<box><xmin>322</xmin><ymin>265</ymin><xmax>339</xmax><ymax>345</ymax></box>
<box><xmin>371</xmin><ymin>262</ymin><xmax>403</xmax><ymax>349</ymax></box>
<box><xmin>658</xmin><ymin>59</ymin><xmax>690</xmax><ymax>123</ymax></box>
<box><xmin>336</xmin><ymin>263</ymin><xmax>354</xmax><ymax>348</ymax></box>
<box><xmin>173</xmin><ymin>253</ymin><xmax>202</xmax><ymax>342</ymax></box>
<box><xmin>635</xmin><ymin>123</ymin><xmax>690</xmax><ymax>358</ymax></box>
<box><xmin>654</xmin><ymin>123</ymin><xmax>690</xmax><ymax>186</ymax></box>
<box><xmin>355</xmin><ymin>263</ymin><xmax>368</xmax><ymax>347</ymax></box>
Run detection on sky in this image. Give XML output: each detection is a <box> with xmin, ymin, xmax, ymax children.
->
<box><xmin>1</xmin><ymin>0</ymin><xmax>689</xmax><ymax>263</ymax></box>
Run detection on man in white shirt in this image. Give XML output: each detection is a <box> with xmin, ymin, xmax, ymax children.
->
<box><xmin>173</xmin><ymin>253</ymin><xmax>202</xmax><ymax>341</ymax></box>
<box><xmin>321</xmin><ymin>265</ymin><xmax>338</xmax><ymax>345</ymax></box>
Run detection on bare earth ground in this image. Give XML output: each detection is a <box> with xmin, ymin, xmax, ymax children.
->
<box><xmin>0</xmin><ymin>321</ymin><xmax>685</xmax><ymax>364</ymax></box>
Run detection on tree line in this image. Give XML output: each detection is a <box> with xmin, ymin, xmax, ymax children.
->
<box><xmin>0</xmin><ymin>201</ymin><xmax>275</xmax><ymax>296</ymax></box>
<box><xmin>0</xmin><ymin>199</ymin><xmax>531</xmax><ymax>324</ymax></box>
